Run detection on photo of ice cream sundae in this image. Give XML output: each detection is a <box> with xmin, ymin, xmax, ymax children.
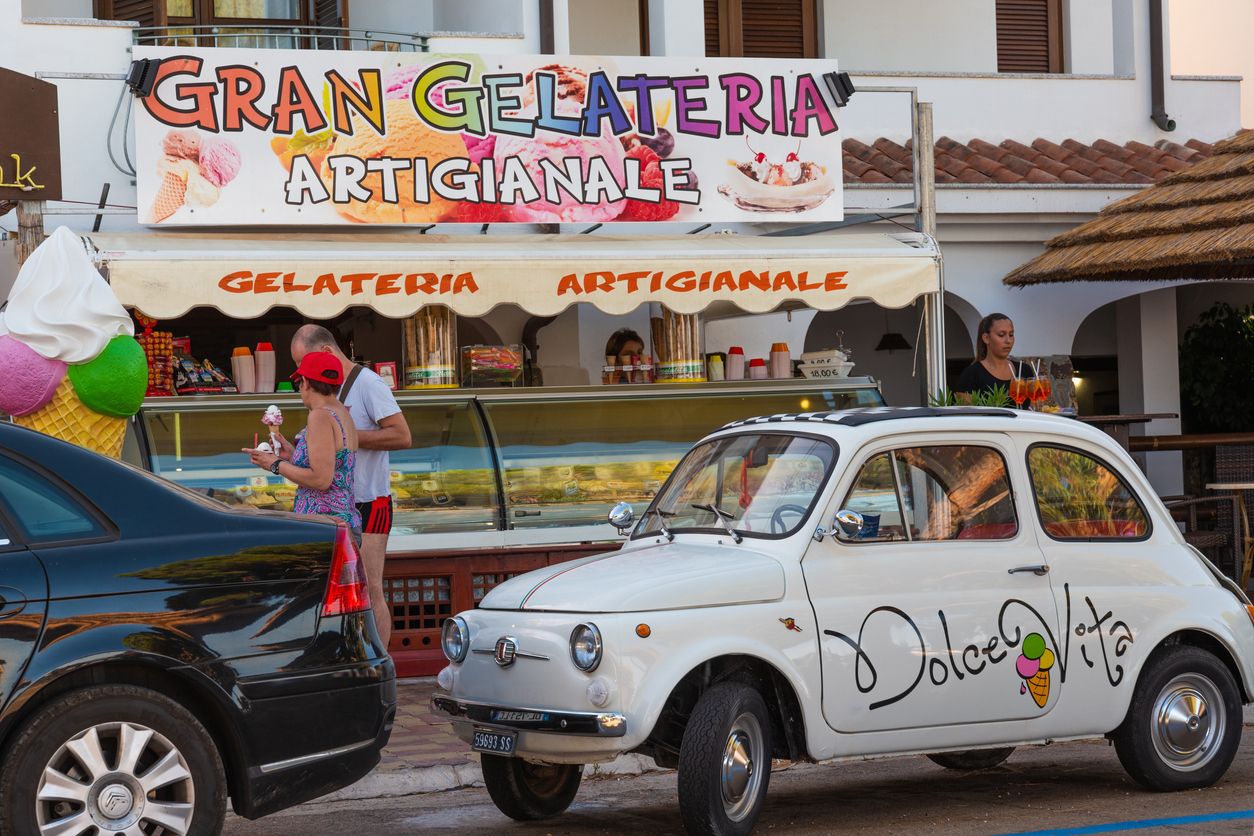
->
<box><xmin>718</xmin><ymin>141</ymin><xmax>835</xmax><ymax>213</ymax></box>
<box><xmin>148</xmin><ymin>129</ymin><xmax>242</xmax><ymax>223</ymax></box>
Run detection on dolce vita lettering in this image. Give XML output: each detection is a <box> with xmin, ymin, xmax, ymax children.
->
<box><xmin>0</xmin><ymin>153</ymin><xmax>43</xmax><ymax>191</ymax></box>
<box><xmin>218</xmin><ymin>270</ymin><xmax>479</xmax><ymax>296</ymax></box>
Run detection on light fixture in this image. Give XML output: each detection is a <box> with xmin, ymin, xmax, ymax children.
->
<box><xmin>823</xmin><ymin>71</ymin><xmax>856</xmax><ymax>108</ymax></box>
<box><xmin>874</xmin><ymin>312</ymin><xmax>912</xmax><ymax>354</ymax></box>
<box><xmin>125</xmin><ymin>58</ymin><xmax>160</xmax><ymax>97</ymax></box>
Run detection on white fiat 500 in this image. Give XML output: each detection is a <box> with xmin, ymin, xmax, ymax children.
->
<box><xmin>435</xmin><ymin>407</ymin><xmax>1254</xmax><ymax>835</ymax></box>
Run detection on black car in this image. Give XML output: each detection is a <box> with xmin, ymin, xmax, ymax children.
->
<box><xmin>0</xmin><ymin>423</ymin><xmax>395</xmax><ymax>835</ymax></box>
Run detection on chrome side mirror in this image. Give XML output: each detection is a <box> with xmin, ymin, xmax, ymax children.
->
<box><xmin>608</xmin><ymin>501</ymin><xmax>635</xmax><ymax>535</ymax></box>
<box><xmin>835</xmin><ymin>509</ymin><xmax>865</xmax><ymax>539</ymax></box>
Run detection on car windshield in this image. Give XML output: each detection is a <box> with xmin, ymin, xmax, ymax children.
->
<box><xmin>634</xmin><ymin>432</ymin><xmax>836</xmax><ymax>540</ymax></box>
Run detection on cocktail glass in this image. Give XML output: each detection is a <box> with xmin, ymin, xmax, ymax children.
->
<box><xmin>1010</xmin><ymin>378</ymin><xmax>1028</xmax><ymax>409</ymax></box>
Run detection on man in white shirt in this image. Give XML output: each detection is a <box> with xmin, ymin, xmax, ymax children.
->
<box><xmin>292</xmin><ymin>325</ymin><xmax>411</xmax><ymax>649</ymax></box>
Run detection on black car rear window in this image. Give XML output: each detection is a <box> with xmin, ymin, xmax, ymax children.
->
<box><xmin>0</xmin><ymin>455</ymin><xmax>106</xmax><ymax>543</ymax></box>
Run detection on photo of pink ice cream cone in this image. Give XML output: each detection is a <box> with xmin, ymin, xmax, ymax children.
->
<box><xmin>147</xmin><ymin>129</ymin><xmax>241</xmax><ymax>223</ymax></box>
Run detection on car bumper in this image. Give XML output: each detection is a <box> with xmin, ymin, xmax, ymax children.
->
<box><xmin>432</xmin><ymin>695</ymin><xmax>627</xmax><ymax>737</ymax></box>
<box><xmin>233</xmin><ymin>656</ymin><xmax>397</xmax><ymax>819</ymax></box>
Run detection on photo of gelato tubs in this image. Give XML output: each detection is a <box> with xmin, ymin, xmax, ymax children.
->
<box><xmin>718</xmin><ymin>147</ymin><xmax>835</xmax><ymax>213</ymax></box>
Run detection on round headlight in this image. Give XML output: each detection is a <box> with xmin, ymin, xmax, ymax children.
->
<box><xmin>442</xmin><ymin>616</ymin><xmax>469</xmax><ymax>663</ymax></box>
<box><xmin>569</xmin><ymin>622</ymin><xmax>603</xmax><ymax>672</ymax></box>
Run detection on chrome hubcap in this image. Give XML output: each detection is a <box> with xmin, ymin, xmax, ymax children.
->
<box><xmin>1151</xmin><ymin>673</ymin><xmax>1225</xmax><ymax>772</ymax></box>
<box><xmin>35</xmin><ymin>721</ymin><xmax>196</xmax><ymax>835</ymax></box>
<box><xmin>720</xmin><ymin>712</ymin><xmax>765</xmax><ymax>822</ymax></box>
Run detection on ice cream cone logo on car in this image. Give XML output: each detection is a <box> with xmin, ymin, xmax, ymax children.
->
<box><xmin>0</xmin><ymin>227</ymin><xmax>147</xmax><ymax>458</ymax></box>
<box><xmin>1015</xmin><ymin>632</ymin><xmax>1057</xmax><ymax>708</ymax></box>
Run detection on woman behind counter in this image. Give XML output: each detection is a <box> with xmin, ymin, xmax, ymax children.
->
<box><xmin>953</xmin><ymin>312</ymin><xmax>1031</xmax><ymax>402</ymax></box>
<box><xmin>245</xmin><ymin>351</ymin><xmax>362</xmax><ymax>539</ymax></box>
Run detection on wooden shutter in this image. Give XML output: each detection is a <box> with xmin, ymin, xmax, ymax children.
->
<box><xmin>706</xmin><ymin>0</ymin><xmax>816</xmax><ymax>58</ymax></box>
<box><xmin>312</xmin><ymin>0</ymin><xmax>345</xmax><ymax>49</ymax></box>
<box><xmin>996</xmin><ymin>0</ymin><xmax>1063</xmax><ymax>73</ymax></box>
<box><xmin>94</xmin><ymin>0</ymin><xmax>168</xmax><ymax>26</ymax></box>
<box><xmin>740</xmin><ymin>0</ymin><xmax>817</xmax><ymax>58</ymax></box>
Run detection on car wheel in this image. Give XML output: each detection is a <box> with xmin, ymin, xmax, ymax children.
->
<box><xmin>1113</xmin><ymin>645</ymin><xmax>1242</xmax><ymax>791</ymax></box>
<box><xmin>926</xmin><ymin>747</ymin><xmax>1015</xmax><ymax>770</ymax></box>
<box><xmin>678</xmin><ymin>680</ymin><xmax>773</xmax><ymax>836</ymax></box>
<box><xmin>0</xmin><ymin>684</ymin><xmax>226</xmax><ymax>836</ymax></box>
<box><xmin>480</xmin><ymin>754</ymin><xmax>581</xmax><ymax>820</ymax></box>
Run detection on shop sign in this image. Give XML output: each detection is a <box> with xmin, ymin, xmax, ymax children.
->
<box><xmin>0</xmin><ymin>68</ymin><xmax>62</xmax><ymax>202</ymax></box>
<box><xmin>131</xmin><ymin>46</ymin><xmax>844</xmax><ymax>227</ymax></box>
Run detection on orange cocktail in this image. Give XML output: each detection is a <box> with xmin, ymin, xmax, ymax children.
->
<box><xmin>1010</xmin><ymin>378</ymin><xmax>1028</xmax><ymax>408</ymax></box>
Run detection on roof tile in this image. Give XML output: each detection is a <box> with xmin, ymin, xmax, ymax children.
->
<box><xmin>842</xmin><ymin>135</ymin><xmax>1217</xmax><ymax>186</ymax></box>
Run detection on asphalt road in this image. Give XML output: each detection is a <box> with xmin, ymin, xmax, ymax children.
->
<box><xmin>227</xmin><ymin>736</ymin><xmax>1254</xmax><ymax>835</ymax></box>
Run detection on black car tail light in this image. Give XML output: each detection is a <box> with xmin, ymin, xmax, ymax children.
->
<box><xmin>322</xmin><ymin>524</ymin><xmax>370</xmax><ymax>617</ymax></box>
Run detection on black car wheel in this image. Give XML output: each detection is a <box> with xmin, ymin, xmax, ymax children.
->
<box><xmin>0</xmin><ymin>684</ymin><xmax>226</xmax><ymax>836</ymax></box>
<box><xmin>1113</xmin><ymin>645</ymin><xmax>1242</xmax><ymax>791</ymax></box>
<box><xmin>678</xmin><ymin>681</ymin><xmax>773</xmax><ymax>836</ymax></box>
<box><xmin>481</xmin><ymin>755</ymin><xmax>581</xmax><ymax>820</ymax></box>
<box><xmin>927</xmin><ymin>747</ymin><xmax>1015</xmax><ymax>770</ymax></box>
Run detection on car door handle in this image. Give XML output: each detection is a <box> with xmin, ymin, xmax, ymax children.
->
<box><xmin>0</xmin><ymin>586</ymin><xmax>28</xmax><ymax>619</ymax></box>
<box><xmin>513</xmin><ymin>510</ymin><xmax>541</xmax><ymax>518</ymax></box>
<box><xmin>1008</xmin><ymin>564</ymin><xmax>1050</xmax><ymax>576</ymax></box>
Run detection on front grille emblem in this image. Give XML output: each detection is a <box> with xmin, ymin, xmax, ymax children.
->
<box><xmin>494</xmin><ymin>636</ymin><xmax>517</xmax><ymax>667</ymax></box>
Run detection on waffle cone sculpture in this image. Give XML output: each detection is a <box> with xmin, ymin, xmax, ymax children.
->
<box><xmin>0</xmin><ymin>227</ymin><xmax>146</xmax><ymax>459</ymax></box>
<box><xmin>13</xmin><ymin>378</ymin><xmax>126</xmax><ymax>458</ymax></box>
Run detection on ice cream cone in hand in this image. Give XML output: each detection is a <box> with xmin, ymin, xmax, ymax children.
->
<box><xmin>13</xmin><ymin>378</ymin><xmax>127</xmax><ymax>458</ymax></box>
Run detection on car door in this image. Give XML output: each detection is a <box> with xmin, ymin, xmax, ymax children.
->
<box><xmin>803</xmin><ymin>433</ymin><xmax>1061</xmax><ymax>734</ymax></box>
<box><xmin>0</xmin><ymin>453</ymin><xmax>66</xmax><ymax>712</ymax></box>
<box><xmin>1020</xmin><ymin>441</ymin><xmax>1153</xmax><ymax>723</ymax></box>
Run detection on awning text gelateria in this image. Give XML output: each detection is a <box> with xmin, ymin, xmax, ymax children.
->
<box><xmin>89</xmin><ymin>231</ymin><xmax>940</xmax><ymax>320</ymax></box>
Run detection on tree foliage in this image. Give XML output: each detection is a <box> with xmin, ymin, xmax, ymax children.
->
<box><xmin>1180</xmin><ymin>302</ymin><xmax>1254</xmax><ymax>433</ymax></box>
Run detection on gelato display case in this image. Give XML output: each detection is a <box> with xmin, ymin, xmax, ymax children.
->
<box><xmin>126</xmin><ymin>377</ymin><xmax>884</xmax><ymax>675</ymax></box>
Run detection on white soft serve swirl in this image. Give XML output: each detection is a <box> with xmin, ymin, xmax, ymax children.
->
<box><xmin>0</xmin><ymin>226</ymin><xmax>133</xmax><ymax>363</ymax></box>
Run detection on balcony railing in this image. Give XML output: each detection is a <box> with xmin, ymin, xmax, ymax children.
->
<box><xmin>133</xmin><ymin>25</ymin><xmax>430</xmax><ymax>52</ymax></box>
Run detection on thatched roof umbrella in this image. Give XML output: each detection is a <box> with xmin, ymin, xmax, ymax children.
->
<box><xmin>1005</xmin><ymin>131</ymin><xmax>1254</xmax><ymax>286</ymax></box>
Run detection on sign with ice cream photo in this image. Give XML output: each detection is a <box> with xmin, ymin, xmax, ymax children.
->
<box><xmin>131</xmin><ymin>46</ymin><xmax>844</xmax><ymax>226</ymax></box>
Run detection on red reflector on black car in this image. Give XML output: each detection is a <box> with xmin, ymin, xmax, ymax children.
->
<box><xmin>322</xmin><ymin>524</ymin><xmax>370</xmax><ymax>617</ymax></box>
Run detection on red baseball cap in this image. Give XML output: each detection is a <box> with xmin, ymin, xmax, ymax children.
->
<box><xmin>291</xmin><ymin>351</ymin><xmax>344</xmax><ymax>385</ymax></box>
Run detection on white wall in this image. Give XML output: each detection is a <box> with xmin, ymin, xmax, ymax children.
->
<box><xmin>1171</xmin><ymin>0</ymin><xmax>1253</xmax><ymax>126</ymax></box>
<box><xmin>568</xmin><ymin>0</ymin><xmax>642</xmax><ymax>55</ymax></box>
<box><xmin>1064</xmin><ymin>0</ymin><xmax>1115</xmax><ymax>74</ymax></box>
<box><xmin>434</xmin><ymin>0</ymin><xmax>524</xmax><ymax>35</ymax></box>
<box><xmin>347</xmin><ymin>0</ymin><xmax>434</xmax><ymax>35</ymax></box>
<box><xmin>22</xmin><ymin>0</ymin><xmax>92</xmax><ymax>17</ymax></box>
<box><xmin>822</xmin><ymin>0</ymin><xmax>996</xmax><ymax>73</ymax></box>
<box><xmin>648</xmin><ymin>0</ymin><xmax>703</xmax><ymax>57</ymax></box>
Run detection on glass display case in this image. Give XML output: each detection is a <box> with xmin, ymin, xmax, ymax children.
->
<box><xmin>130</xmin><ymin>377</ymin><xmax>884</xmax><ymax>554</ymax></box>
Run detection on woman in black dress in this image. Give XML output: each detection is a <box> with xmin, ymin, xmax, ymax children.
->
<box><xmin>953</xmin><ymin>313</ymin><xmax>1029</xmax><ymax>402</ymax></box>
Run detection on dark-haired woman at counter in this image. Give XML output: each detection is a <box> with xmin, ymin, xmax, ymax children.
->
<box><xmin>953</xmin><ymin>313</ymin><xmax>1031</xmax><ymax>402</ymax></box>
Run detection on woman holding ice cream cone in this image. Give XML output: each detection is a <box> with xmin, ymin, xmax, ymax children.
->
<box><xmin>244</xmin><ymin>351</ymin><xmax>361</xmax><ymax>540</ymax></box>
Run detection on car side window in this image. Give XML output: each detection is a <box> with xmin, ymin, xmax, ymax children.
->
<box><xmin>839</xmin><ymin>445</ymin><xmax>1017</xmax><ymax>542</ymax></box>
<box><xmin>0</xmin><ymin>455</ymin><xmax>105</xmax><ymax>543</ymax></box>
<box><xmin>1027</xmin><ymin>445</ymin><xmax>1149</xmax><ymax>540</ymax></box>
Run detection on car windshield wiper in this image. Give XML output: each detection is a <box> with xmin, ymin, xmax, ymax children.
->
<box><xmin>645</xmin><ymin>508</ymin><xmax>675</xmax><ymax>541</ymax></box>
<box><xmin>691</xmin><ymin>503</ymin><xmax>743</xmax><ymax>544</ymax></box>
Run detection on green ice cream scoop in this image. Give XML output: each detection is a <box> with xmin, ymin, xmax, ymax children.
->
<box><xmin>68</xmin><ymin>335</ymin><xmax>148</xmax><ymax>417</ymax></box>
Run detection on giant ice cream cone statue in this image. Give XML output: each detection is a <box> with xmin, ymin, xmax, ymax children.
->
<box><xmin>1015</xmin><ymin>632</ymin><xmax>1056</xmax><ymax>709</ymax></box>
<box><xmin>0</xmin><ymin>227</ymin><xmax>146</xmax><ymax>458</ymax></box>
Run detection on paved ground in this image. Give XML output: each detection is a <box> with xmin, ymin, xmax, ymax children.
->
<box><xmin>227</xmin><ymin>733</ymin><xmax>1254</xmax><ymax>834</ymax></box>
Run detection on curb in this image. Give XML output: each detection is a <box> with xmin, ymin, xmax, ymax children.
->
<box><xmin>323</xmin><ymin>753</ymin><xmax>666</xmax><ymax>802</ymax></box>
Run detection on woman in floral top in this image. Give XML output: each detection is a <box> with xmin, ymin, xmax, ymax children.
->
<box><xmin>246</xmin><ymin>351</ymin><xmax>361</xmax><ymax>538</ymax></box>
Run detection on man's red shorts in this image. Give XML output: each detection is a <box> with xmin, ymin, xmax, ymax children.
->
<box><xmin>356</xmin><ymin>496</ymin><xmax>393</xmax><ymax>536</ymax></box>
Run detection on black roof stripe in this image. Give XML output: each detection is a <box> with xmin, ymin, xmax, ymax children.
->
<box><xmin>718</xmin><ymin>406</ymin><xmax>1018</xmax><ymax>431</ymax></box>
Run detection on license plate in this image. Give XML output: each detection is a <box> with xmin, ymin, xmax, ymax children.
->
<box><xmin>472</xmin><ymin>728</ymin><xmax>517</xmax><ymax>755</ymax></box>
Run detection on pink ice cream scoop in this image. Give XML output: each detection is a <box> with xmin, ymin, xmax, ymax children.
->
<box><xmin>384</xmin><ymin>65</ymin><xmax>497</xmax><ymax>165</ymax></box>
<box><xmin>492</xmin><ymin>129</ymin><xmax>627</xmax><ymax>223</ymax></box>
<box><xmin>163</xmin><ymin>129</ymin><xmax>202</xmax><ymax>161</ymax></box>
<box><xmin>0</xmin><ymin>334</ymin><xmax>66</xmax><ymax>416</ymax></box>
<box><xmin>199</xmin><ymin>136</ymin><xmax>242</xmax><ymax>187</ymax></box>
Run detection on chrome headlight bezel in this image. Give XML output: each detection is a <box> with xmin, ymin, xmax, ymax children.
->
<box><xmin>442</xmin><ymin>616</ymin><xmax>470</xmax><ymax>663</ymax></box>
<box><xmin>569</xmin><ymin>622</ymin><xmax>603</xmax><ymax>672</ymax></box>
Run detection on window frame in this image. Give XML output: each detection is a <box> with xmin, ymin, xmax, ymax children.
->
<box><xmin>632</xmin><ymin>430</ymin><xmax>839</xmax><ymax>542</ymax></box>
<box><xmin>835</xmin><ymin>440</ymin><xmax>1021</xmax><ymax>546</ymax></box>
<box><xmin>995</xmin><ymin>0</ymin><xmax>1065</xmax><ymax>74</ymax></box>
<box><xmin>0</xmin><ymin>449</ymin><xmax>118</xmax><ymax>549</ymax></box>
<box><xmin>1024</xmin><ymin>441</ymin><xmax>1153</xmax><ymax>543</ymax></box>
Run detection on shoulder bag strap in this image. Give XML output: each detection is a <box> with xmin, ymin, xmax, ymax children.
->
<box><xmin>338</xmin><ymin>363</ymin><xmax>364</xmax><ymax>403</ymax></box>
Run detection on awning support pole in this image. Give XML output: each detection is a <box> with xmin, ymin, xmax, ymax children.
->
<box><xmin>913</xmin><ymin>101</ymin><xmax>945</xmax><ymax>400</ymax></box>
<box><xmin>16</xmin><ymin>200</ymin><xmax>45</xmax><ymax>266</ymax></box>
